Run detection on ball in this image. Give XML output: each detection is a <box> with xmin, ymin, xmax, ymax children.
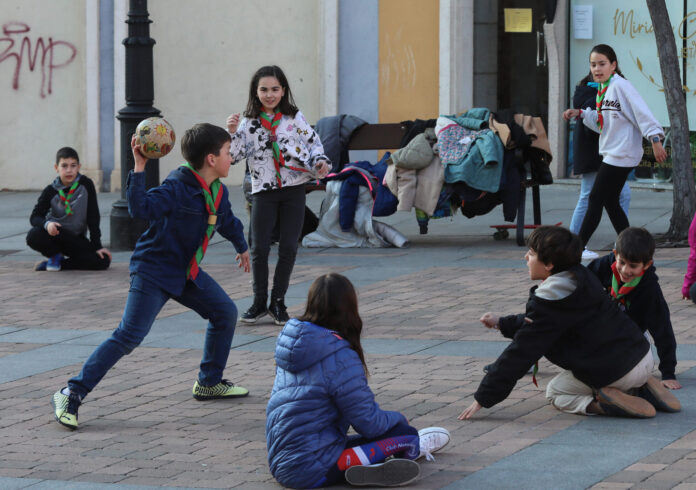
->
<box><xmin>135</xmin><ymin>117</ymin><xmax>176</xmax><ymax>159</ymax></box>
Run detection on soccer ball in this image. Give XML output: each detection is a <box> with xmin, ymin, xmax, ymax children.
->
<box><xmin>135</xmin><ymin>117</ymin><xmax>176</xmax><ymax>159</ymax></box>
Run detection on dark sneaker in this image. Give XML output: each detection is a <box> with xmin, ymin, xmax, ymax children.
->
<box><xmin>345</xmin><ymin>458</ymin><xmax>420</xmax><ymax>487</ymax></box>
<box><xmin>596</xmin><ymin>387</ymin><xmax>656</xmax><ymax>418</ymax></box>
<box><xmin>52</xmin><ymin>389</ymin><xmax>80</xmax><ymax>430</ymax></box>
<box><xmin>192</xmin><ymin>379</ymin><xmax>249</xmax><ymax>400</ymax></box>
<box><xmin>634</xmin><ymin>377</ymin><xmax>681</xmax><ymax>413</ymax></box>
<box><xmin>46</xmin><ymin>253</ymin><xmax>63</xmax><ymax>272</ymax></box>
<box><xmin>34</xmin><ymin>260</ymin><xmax>48</xmax><ymax>271</ymax></box>
<box><xmin>268</xmin><ymin>298</ymin><xmax>289</xmax><ymax>326</ymax></box>
<box><xmin>240</xmin><ymin>301</ymin><xmax>268</xmax><ymax>324</ymax></box>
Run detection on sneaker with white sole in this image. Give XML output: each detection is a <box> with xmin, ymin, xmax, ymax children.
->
<box><xmin>240</xmin><ymin>300</ymin><xmax>268</xmax><ymax>324</ymax></box>
<box><xmin>417</xmin><ymin>427</ymin><xmax>450</xmax><ymax>461</ymax></box>
<box><xmin>344</xmin><ymin>458</ymin><xmax>420</xmax><ymax>487</ymax></box>
<box><xmin>192</xmin><ymin>379</ymin><xmax>249</xmax><ymax>400</ymax></box>
<box><xmin>581</xmin><ymin>248</ymin><xmax>599</xmax><ymax>260</ymax></box>
<box><xmin>34</xmin><ymin>260</ymin><xmax>48</xmax><ymax>271</ymax></box>
<box><xmin>46</xmin><ymin>253</ymin><xmax>63</xmax><ymax>271</ymax></box>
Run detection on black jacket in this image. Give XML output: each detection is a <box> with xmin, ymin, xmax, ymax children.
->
<box><xmin>587</xmin><ymin>253</ymin><xmax>677</xmax><ymax>380</ymax></box>
<box><xmin>30</xmin><ymin>174</ymin><xmax>103</xmax><ymax>249</ymax></box>
<box><xmin>571</xmin><ymin>83</ymin><xmax>603</xmax><ymax>175</ymax></box>
<box><xmin>315</xmin><ymin>115</ymin><xmax>367</xmax><ymax>173</ymax></box>
<box><xmin>475</xmin><ymin>264</ymin><xmax>650</xmax><ymax>408</ymax></box>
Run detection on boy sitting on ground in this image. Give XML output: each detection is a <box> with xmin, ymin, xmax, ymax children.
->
<box><xmin>587</xmin><ymin>227</ymin><xmax>680</xmax><ymax>390</ymax></box>
<box><xmin>27</xmin><ymin>147</ymin><xmax>111</xmax><ymax>271</ymax></box>
<box><xmin>459</xmin><ymin>226</ymin><xmax>680</xmax><ymax>420</ymax></box>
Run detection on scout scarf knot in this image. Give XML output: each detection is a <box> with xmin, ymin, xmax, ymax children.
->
<box><xmin>181</xmin><ymin>163</ymin><xmax>222</xmax><ymax>280</ymax></box>
<box><xmin>595</xmin><ymin>74</ymin><xmax>613</xmax><ymax>131</ymax></box>
<box><xmin>610</xmin><ymin>260</ymin><xmax>644</xmax><ymax>306</ymax></box>
<box><xmin>58</xmin><ymin>179</ymin><xmax>80</xmax><ymax>215</ymax></box>
<box><xmin>259</xmin><ymin>110</ymin><xmax>308</xmax><ymax>187</ymax></box>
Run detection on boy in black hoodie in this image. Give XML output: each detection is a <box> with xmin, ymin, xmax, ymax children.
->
<box><xmin>27</xmin><ymin>147</ymin><xmax>111</xmax><ymax>271</ymax></box>
<box><xmin>587</xmin><ymin>227</ymin><xmax>680</xmax><ymax>390</ymax></box>
<box><xmin>459</xmin><ymin>226</ymin><xmax>680</xmax><ymax>420</ymax></box>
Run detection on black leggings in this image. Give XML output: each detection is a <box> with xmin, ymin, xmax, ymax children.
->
<box><xmin>250</xmin><ymin>185</ymin><xmax>306</xmax><ymax>302</ymax></box>
<box><xmin>578</xmin><ymin>163</ymin><xmax>632</xmax><ymax>246</ymax></box>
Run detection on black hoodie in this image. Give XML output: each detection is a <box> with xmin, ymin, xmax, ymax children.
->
<box><xmin>29</xmin><ymin>174</ymin><xmax>103</xmax><ymax>249</ymax></box>
<box><xmin>475</xmin><ymin>264</ymin><xmax>650</xmax><ymax>408</ymax></box>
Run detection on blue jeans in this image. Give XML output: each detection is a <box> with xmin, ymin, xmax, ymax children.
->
<box><xmin>68</xmin><ymin>272</ymin><xmax>237</xmax><ymax>399</ymax></box>
<box><xmin>569</xmin><ymin>171</ymin><xmax>631</xmax><ymax>235</ymax></box>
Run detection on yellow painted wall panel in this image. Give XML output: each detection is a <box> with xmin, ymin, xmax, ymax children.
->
<box><xmin>378</xmin><ymin>0</ymin><xmax>439</xmax><ymax>123</ymax></box>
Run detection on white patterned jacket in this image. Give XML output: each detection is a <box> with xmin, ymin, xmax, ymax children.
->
<box><xmin>229</xmin><ymin>111</ymin><xmax>329</xmax><ymax>194</ymax></box>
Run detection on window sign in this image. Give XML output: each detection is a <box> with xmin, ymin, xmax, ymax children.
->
<box><xmin>569</xmin><ymin>0</ymin><xmax>693</xmax><ymax>127</ymax></box>
<box><xmin>504</xmin><ymin>8</ymin><xmax>533</xmax><ymax>33</ymax></box>
<box><xmin>573</xmin><ymin>5</ymin><xmax>593</xmax><ymax>39</ymax></box>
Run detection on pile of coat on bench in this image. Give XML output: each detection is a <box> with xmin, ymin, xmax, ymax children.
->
<box><xmin>303</xmin><ymin>108</ymin><xmax>553</xmax><ymax>246</ymax></box>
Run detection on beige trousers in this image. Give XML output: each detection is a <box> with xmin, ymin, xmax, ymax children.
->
<box><xmin>545</xmin><ymin>349</ymin><xmax>655</xmax><ymax>415</ymax></box>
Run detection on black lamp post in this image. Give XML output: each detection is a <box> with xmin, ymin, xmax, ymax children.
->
<box><xmin>110</xmin><ymin>0</ymin><xmax>161</xmax><ymax>251</ymax></box>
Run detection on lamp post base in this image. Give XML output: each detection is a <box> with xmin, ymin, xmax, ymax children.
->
<box><xmin>110</xmin><ymin>199</ymin><xmax>148</xmax><ymax>251</ymax></box>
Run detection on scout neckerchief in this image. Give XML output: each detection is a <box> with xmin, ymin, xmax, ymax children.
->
<box><xmin>610</xmin><ymin>260</ymin><xmax>644</xmax><ymax>306</ymax></box>
<box><xmin>58</xmin><ymin>179</ymin><xmax>80</xmax><ymax>215</ymax></box>
<box><xmin>595</xmin><ymin>73</ymin><xmax>614</xmax><ymax>131</ymax></box>
<box><xmin>259</xmin><ymin>110</ymin><xmax>308</xmax><ymax>187</ymax></box>
<box><xmin>180</xmin><ymin>163</ymin><xmax>222</xmax><ymax>280</ymax></box>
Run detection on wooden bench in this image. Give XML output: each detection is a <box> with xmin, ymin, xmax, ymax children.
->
<box><xmin>308</xmin><ymin>123</ymin><xmax>546</xmax><ymax>245</ymax></box>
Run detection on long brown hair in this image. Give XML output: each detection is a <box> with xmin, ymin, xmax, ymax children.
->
<box><xmin>298</xmin><ymin>273</ymin><xmax>368</xmax><ymax>375</ymax></box>
<box><xmin>243</xmin><ymin>65</ymin><xmax>299</xmax><ymax>119</ymax></box>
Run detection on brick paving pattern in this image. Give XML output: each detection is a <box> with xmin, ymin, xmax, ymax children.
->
<box><xmin>0</xmin><ymin>244</ymin><xmax>694</xmax><ymax>488</ymax></box>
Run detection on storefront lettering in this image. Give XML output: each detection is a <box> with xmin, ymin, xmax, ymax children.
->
<box><xmin>677</xmin><ymin>12</ymin><xmax>696</xmax><ymax>40</ymax></box>
<box><xmin>614</xmin><ymin>9</ymin><xmax>654</xmax><ymax>39</ymax></box>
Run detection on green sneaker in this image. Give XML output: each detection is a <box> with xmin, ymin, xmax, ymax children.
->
<box><xmin>52</xmin><ymin>389</ymin><xmax>81</xmax><ymax>430</ymax></box>
<box><xmin>192</xmin><ymin>379</ymin><xmax>249</xmax><ymax>400</ymax></box>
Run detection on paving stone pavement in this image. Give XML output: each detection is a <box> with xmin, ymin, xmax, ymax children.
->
<box><xmin>1</xmin><ymin>183</ymin><xmax>696</xmax><ymax>489</ymax></box>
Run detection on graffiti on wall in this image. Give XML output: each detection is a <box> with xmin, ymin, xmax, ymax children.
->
<box><xmin>0</xmin><ymin>21</ymin><xmax>77</xmax><ymax>98</ymax></box>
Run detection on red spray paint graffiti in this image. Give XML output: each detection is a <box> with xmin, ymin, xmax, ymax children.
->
<box><xmin>0</xmin><ymin>22</ymin><xmax>77</xmax><ymax>98</ymax></box>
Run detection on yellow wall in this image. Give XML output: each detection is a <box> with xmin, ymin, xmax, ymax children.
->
<box><xmin>378</xmin><ymin>0</ymin><xmax>439</xmax><ymax>123</ymax></box>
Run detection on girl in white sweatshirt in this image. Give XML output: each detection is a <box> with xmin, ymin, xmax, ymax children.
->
<box><xmin>563</xmin><ymin>44</ymin><xmax>667</xmax><ymax>258</ymax></box>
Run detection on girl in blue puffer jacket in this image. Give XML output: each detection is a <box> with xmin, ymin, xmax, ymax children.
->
<box><xmin>266</xmin><ymin>273</ymin><xmax>449</xmax><ymax>488</ymax></box>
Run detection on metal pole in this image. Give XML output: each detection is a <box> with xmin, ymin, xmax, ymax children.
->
<box><xmin>110</xmin><ymin>0</ymin><xmax>161</xmax><ymax>251</ymax></box>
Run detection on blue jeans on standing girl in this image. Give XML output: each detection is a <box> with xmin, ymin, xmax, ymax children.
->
<box><xmin>570</xmin><ymin>171</ymin><xmax>631</xmax><ymax>235</ymax></box>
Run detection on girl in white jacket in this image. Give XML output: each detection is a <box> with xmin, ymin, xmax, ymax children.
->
<box><xmin>226</xmin><ymin>66</ymin><xmax>330</xmax><ymax>325</ymax></box>
<box><xmin>563</xmin><ymin>44</ymin><xmax>667</xmax><ymax>259</ymax></box>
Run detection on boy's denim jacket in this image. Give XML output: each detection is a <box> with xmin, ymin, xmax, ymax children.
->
<box><xmin>127</xmin><ymin>167</ymin><xmax>248</xmax><ymax>296</ymax></box>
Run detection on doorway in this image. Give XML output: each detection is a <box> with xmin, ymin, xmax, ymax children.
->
<box><xmin>497</xmin><ymin>0</ymin><xmax>549</xmax><ymax>125</ymax></box>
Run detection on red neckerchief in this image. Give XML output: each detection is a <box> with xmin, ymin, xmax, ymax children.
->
<box><xmin>610</xmin><ymin>260</ymin><xmax>644</xmax><ymax>305</ymax></box>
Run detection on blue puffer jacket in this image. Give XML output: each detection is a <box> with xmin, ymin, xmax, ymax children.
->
<box><xmin>127</xmin><ymin>168</ymin><xmax>248</xmax><ymax>296</ymax></box>
<box><xmin>266</xmin><ymin>319</ymin><xmax>404</xmax><ymax>489</ymax></box>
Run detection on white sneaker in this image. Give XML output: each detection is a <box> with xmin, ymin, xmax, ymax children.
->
<box><xmin>417</xmin><ymin>427</ymin><xmax>450</xmax><ymax>461</ymax></box>
<box><xmin>581</xmin><ymin>248</ymin><xmax>599</xmax><ymax>260</ymax></box>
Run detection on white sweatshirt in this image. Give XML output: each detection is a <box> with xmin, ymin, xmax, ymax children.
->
<box><xmin>581</xmin><ymin>75</ymin><xmax>664</xmax><ymax>167</ymax></box>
